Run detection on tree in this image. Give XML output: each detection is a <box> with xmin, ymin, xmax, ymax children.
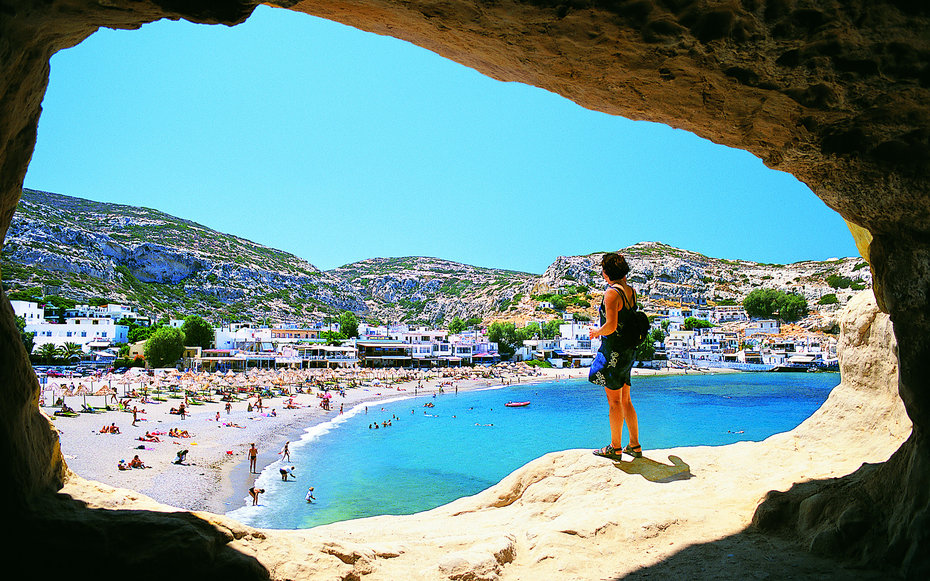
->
<box><xmin>182</xmin><ymin>315</ymin><xmax>215</xmax><ymax>349</ymax></box>
<box><xmin>743</xmin><ymin>288</ymin><xmax>781</xmax><ymax>319</ymax></box>
<box><xmin>683</xmin><ymin>317</ymin><xmax>714</xmax><ymax>330</ymax></box>
<box><xmin>742</xmin><ymin>289</ymin><xmax>808</xmax><ymax>322</ymax></box>
<box><xmin>778</xmin><ymin>292</ymin><xmax>808</xmax><ymax>322</ymax></box>
<box><xmin>321</xmin><ymin>330</ymin><xmax>346</xmax><ymax>345</ymax></box>
<box><xmin>338</xmin><ymin>311</ymin><xmax>359</xmax><ymax>338</ymax></box>
<box><xmin>543</xmin><ymin>319</ymin><xmax>563</xmax><ymax>339</ymax></box>
<box><xmin>59</xmin><ymin>342</ymin><xmax>83</xmax><ymax>362</ymax></box>
<box><xmin>487</xmin><ymin>321</ymin><xmax>518</xmax><ymax>359</ymax></box>
<box><xmin>517</xmin><ymin>322</ymin><xmax>541</xmax><ymax>342</ymax></box>
<box><xmin>15</xmin><ymin>315</ymin><xmax>35</xmax><ymax>355</ymax></box>
<box><xmin>128</xmin><ymin>325</ymin><xmax>158</xmax><ymax>344</ymax></box>
<box><xmin>144</xmin><ymin>327</ymin><xmax>185</xmax><ymax>368</ymax></box>
<box><xmin>635</xmin><ymin>328</ymin><xmax>665</xmax><ymax>362</ymax></box>
<box><xmin>447</xmin><ymin>316</ymin><xmax>465</xmax><ymax>334</ymax></box>
<box><xmin>464</xmin><ymin>316</ymin><xmax>483</xmax><ymax>328</ymax></box>
<box><xmin>43</xmin><ymin>295</ymin><xmax>76</xmax><ymax>310</ymax></box>
<box><xmin>36</xmin><ymin>343</ymin><xmax>59</xmax><ymax>364</ymax></box>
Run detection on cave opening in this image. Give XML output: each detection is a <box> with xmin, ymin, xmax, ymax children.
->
<box><xmin>11</xmin><ymin>3</ymin><xmax>870</xmax><ymax>519</ymax></box>
<box><xmin>4</xmin><ymin>1</ymin><xmax>929</xmax><ymax>578</ymax></box>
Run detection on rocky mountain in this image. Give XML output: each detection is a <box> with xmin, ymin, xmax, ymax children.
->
<box><xmin>529</xmin><ymin>243</ymin><xmax>871</xmax><ymax>327</ymax></box>
<box><xmin>330</xmin><ymin>257</ymin><xmax>533</xmax><ymax>324</ymax></box>
<box><xmin>2</xmin><ymin>189</ymin><xmax>871</xmax><ymax>327</ymax></box>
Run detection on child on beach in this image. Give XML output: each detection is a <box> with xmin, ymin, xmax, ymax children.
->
<box><xmin>305</xmin><ymin>487</ymin><xmax>315</xmax><ymax>502</ymax></box>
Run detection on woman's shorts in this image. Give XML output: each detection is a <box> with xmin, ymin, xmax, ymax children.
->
<box><xmin>589</xmin><ymin>347</ymin><xmax>635</xmax><ymax>390</ymax></box>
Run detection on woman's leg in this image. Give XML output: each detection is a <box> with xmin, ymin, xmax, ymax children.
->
<box><xmin>605</xmin><ymin>387</ymin><xmax>624</xmax><ymax>449</ymax></box>
<box><xmin>620</xmin><ymin>383</ymin><xmax>640</xmax><ymax>448</ymax></box>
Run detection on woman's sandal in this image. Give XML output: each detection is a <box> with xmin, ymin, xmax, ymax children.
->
<box><xmin>593</xmin><ymin>445</ymin><xmax>621</xmax><ymax>459</ymax></box>
<box><xmin>623</xmin><ymin>444</ymin><xmax>643</xmax><ymax>458</ymax></box>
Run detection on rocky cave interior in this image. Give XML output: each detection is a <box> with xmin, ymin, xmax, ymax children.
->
<box><xmin>1</xmin><ymin>0</ymin><xmax>928</xmax><ymax>578</ymax></box>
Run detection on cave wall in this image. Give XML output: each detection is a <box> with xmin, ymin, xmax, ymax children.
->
<box><xmin>2</xmin><ymin>0</ymin><xmax>928</xmax><ymax>575</ymax></box>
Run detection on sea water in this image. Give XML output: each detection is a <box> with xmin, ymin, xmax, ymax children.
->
<box><xmin>227</xmin><ymin>372</ymin><xmax>839</xmax><ymax>530</ymax></box>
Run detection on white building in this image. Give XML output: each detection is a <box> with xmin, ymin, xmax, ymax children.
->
<box><xmin>214</xmin><ymin>324</ymin><xmax>273</xmax><ymax>349</ymax></box>
<box><xmin>712</xmin><ymin>305</ymin><xmax>749</xmax><ymax>324</ymax></box>
<box><xmin>11</xmin><ymin>300</ymin><xmax>45</xmax><ymax>324</ymax></box>
<box><xmin>27</xmin><ymin>316</ymin><xmax>128</xmax><ymax>353</ymax></box>
<box><xmin>663</xmin><ymin>329</ymin><xmax>696</xmax><ymax>360</ymax></box>
<box><xmin>745</xmin><ymin>319</ymin><xmax>780</xmax><ymax>336</ymax></box>
<box><xmin>64</xmin><ymin>303</ymin><xmax>150</xmax><ymax>326</ymax></box>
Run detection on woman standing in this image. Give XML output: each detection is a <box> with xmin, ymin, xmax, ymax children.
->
<box><xmin>589</xmin><ymin>252</ymin><xmax>642</xmax><ymax>459</ymax></box>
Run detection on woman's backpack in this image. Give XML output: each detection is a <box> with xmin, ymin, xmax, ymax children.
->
<box><xmin>614</xmin><ymin>286</ymin><xmax>651</xmax><ymax>351</ymax></box>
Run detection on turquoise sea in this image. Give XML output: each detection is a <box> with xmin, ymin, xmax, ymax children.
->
<box><xmin>227</xmin><ymin>372</ymin><xmax>840</xmax><ymax>530</ymax></box>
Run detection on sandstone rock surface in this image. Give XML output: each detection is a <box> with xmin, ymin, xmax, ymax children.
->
<box><xmin>42</xmin><ymin>291</ymin><xmax>908</xmax><ymax>579</ymax></box>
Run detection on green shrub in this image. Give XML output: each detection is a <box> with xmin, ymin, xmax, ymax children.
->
<box><xmin>818</xmin><ymin>294</ymin><xmax>839</xmax><ymax>305</ymax></box>
<box><xmin>524</xmin><ymin>359</ymin><xmax>553</xmax><ymax>368</ymax></box>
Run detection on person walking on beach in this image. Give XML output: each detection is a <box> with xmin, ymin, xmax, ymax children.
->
<box><xmin>281</xmin><ymin>441</ymin><xmax>290</xmax><ymax>462</ymax></box>
<box><xmin>248</xmin><ymin>443</ymin><xmax>258</xmax><ymax>473</ymax></box>
<box><xmin>589</xmin><ymin>252</ymin><xmax>642</xmax><ymax>459</ymax></box>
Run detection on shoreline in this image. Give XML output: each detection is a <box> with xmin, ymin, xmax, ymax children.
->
<box><xmin>223</xmin><ymin>370</ymin><xmax>577</xmax><ymax>512</ymax></box>
<box><xmin>46</xmin><ymin>364</ymin><xmax>733</xmax><ymax>515</ymax></box>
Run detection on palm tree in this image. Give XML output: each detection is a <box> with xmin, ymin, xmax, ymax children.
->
<box><xmin>36</xmin><ymin>343</ymin><xmax>60</xmax><ymax>364</ymax></box>
<box><xmin>59</xmin><ymin>342</ymin><xmax>84</xmax><ymax>362</ymax></box>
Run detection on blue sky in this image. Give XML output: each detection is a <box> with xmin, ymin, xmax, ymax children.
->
<box><xmin>23</xmin><ymin>5</ymin><xmax>858</xmax><ymax>274</ymax></box>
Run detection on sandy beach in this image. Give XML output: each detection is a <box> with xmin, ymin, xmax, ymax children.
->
<box><xmin>43</xmin><ymin>363</ymin><xmax>729</xmax><ymax>515</ymax></box>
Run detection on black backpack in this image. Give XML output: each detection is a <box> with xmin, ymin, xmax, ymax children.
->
<box><xmin>613</xmin><ymin>286</ymin><xmax>651</xmax><ymax>351</ymax></box>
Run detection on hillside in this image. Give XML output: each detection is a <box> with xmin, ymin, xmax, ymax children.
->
<box><xmin>523</xmin><ymin>242</ymin><xmax>871</xmax><ymax>327</ymax></box>
<box><xmin>330</xmin><ymin>256</ymin><xmax>535</xmax><ymax>324</ymax></box>
<box><xmin>2</xmin><ymin>189</ymin><xmax>871</xmax><ymax>327</ymax></box>
<box><xmin>2</xmin><ymin>189</ymin><xmax>363</xmax><ymax>321</ymax></box>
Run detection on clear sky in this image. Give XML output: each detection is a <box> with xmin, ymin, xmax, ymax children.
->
<box><xmin>23</xmin><ymin>4</ymin><xmax>858</xmax><ymax>274</ymax></box>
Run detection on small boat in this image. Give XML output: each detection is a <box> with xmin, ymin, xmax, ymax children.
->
<box><xmin>505</xmin><ymin>401</ymin><xmax>530</xmax><ymax>408</ymax></box>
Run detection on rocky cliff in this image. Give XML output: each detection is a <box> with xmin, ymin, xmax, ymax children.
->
<box><xmin>4</xmin><ymin>191</ymin><xmax>868</xmax><ymax>327</ymax></box>
<box><xmin>532</xmin><ymin>242</ymin><xmax>869</xmax><ymax>324</ymax></box>
<box><xmin>4</xmin><ymin>189</ymin><xmax>366</xmax><ymax>319</ymax></box>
